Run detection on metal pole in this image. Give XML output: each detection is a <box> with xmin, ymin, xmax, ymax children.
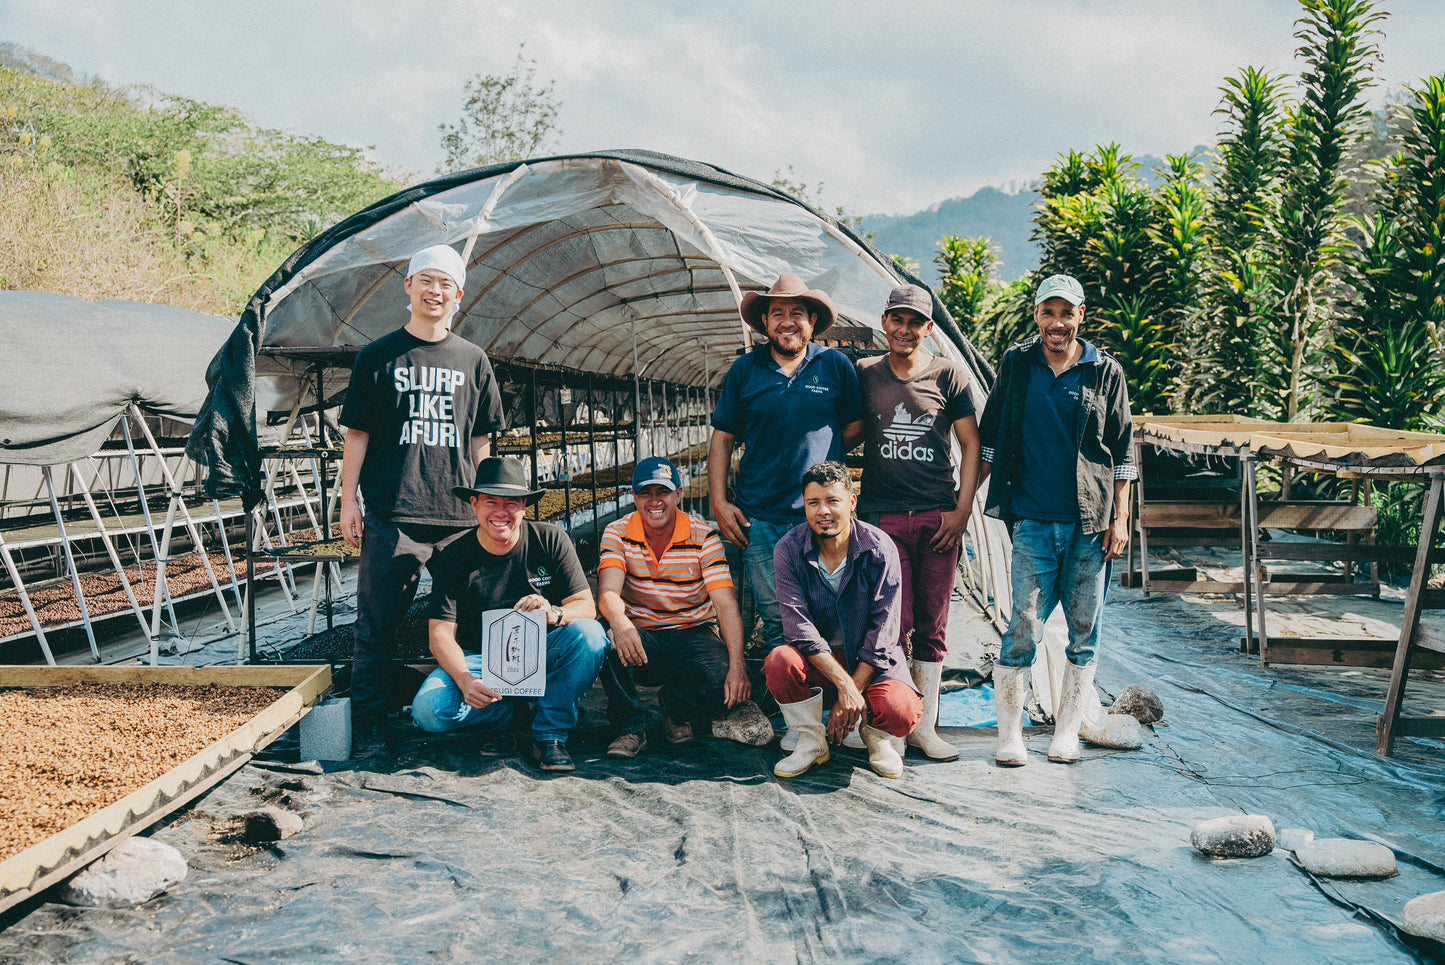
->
<box><xmin>120</xmin><ymin>410</ymin><xmax>180</xmax><ymax>637</ymax></box>
<box><xmin>586</xmin><ymin>375</ymin><xmax>600</xmax><ymax>549</ymax></box>
<box><xmin>43</xmin><ymin>465</ymin><xmax>100</xmax><ymax>662</ymax></box>
<box><xmin>631</xmin><ymin>314</ymin><xmax>643</xmax><ymax>463</ymax></box>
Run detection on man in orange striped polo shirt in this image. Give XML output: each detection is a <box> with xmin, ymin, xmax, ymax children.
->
<box><xmin>599</xmin><ymin>456</ymin><xmax>772</xmax><ymax>757</ymax></box>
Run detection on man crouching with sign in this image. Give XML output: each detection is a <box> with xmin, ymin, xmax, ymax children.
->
<box><xmin>410</xmin><ymin>456</ymin><xmax>608</xmax><ymax>773</ymax></box>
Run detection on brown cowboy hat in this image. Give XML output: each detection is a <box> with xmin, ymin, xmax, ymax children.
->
<box><xmin>739</xmin><ymin>273</ymin><xmax>837</xmax><ymax>337</ymax></box>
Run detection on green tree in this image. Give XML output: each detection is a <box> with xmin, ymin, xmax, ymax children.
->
<box><xmin>933</xmin><ymin>235</ymin><xmax>1000</xmax><ymax>335</ymax></box>
<box><xmin>1259</xmin><ymin>0</ymin><xmax>1383</xmax><ymax>420</ymax></box>
<box><xmin>438</xmin><ymin>47</ymin><xmax>562</xmax><ymax>173</ymax></box>
<box><xmin>1325</xmin><ymin>75</ymin><xmax>1445</xmax><ymax>432</ymax></box>
<box><xmin>1186</xmin><ymin>66</ymin><xmax>1288</xmax><ymax>416</ymax></box>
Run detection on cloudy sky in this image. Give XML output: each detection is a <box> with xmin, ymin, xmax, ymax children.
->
<box><xmin>3</xmin><ymin>1</ymin><xmax>1441</xmax><ymax>216</ymax></box>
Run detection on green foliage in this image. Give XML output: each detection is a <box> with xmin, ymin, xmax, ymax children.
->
<box><xmin>0</xmin><ymin>63</ymin><xmax>399</xmax><ymax>314</ymax></box>
<box><xmin>1259</xmin><ymin>0</ymin><xmax>1383</xmax><ymax>420</ymax></box>
<box><xmin>1324</xmin><ymin>75</ymin><xmax>1445</xmax><ymax>432</ymax></box>
<box><xmin>934</xmin><ymin>236</ymin><xmax>1000</xmax><ymax>332</ymax></box>
<box><xmin>438</xmin><ymin>47</ymin><xmax>561</xmax><ymax>172</ymax></box>
<box><xmin>1186</xmin><ymin>67</ymin><xmax>1288</xmax><ymax>416</ymax></box>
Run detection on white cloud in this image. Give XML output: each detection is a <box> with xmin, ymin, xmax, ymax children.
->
<box><xmin>2</xmin><ymin>0</ymin><xmax>1440</xmax><ymax>214</ymax></box>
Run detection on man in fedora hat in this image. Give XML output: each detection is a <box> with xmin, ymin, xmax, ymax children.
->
<box><xmin>338</xmin><ymin>244</ymin><xmax>506</xmax><ymax>755</ymax></box>
<box><xmin>846</xmin><ymin>284</ymin><xmax>980</xmax><ymax>762</ymax></box>
<box><xmin>977</xmin><ymin>273</ymin><xmax>1137</xmax><ymax>767</ymax></box>
<box><xmin>410</xmin><ymin>456</ymin><xmax>609</xmax><ymax>773</ymax></box>
<box><xmin>597</xmin><ymin>456</ymin><xmax>773</xmax><ymax>758</ymax></box>
<box><xmin>708</xmin><ymin>273</ymin><xmax>862</xmax><ymax>654</ymax></box>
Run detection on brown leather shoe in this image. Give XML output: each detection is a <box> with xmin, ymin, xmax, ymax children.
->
<box><xmin>606</xmin><ymin>731</ymin><xmax>646</xmax><ymax>759</ymax></box>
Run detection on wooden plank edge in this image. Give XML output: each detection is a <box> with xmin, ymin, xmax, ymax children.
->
<box><xmin>0</xmin><ymin>665</ymin><xmax>330</xmax><ymax>909</ymax></box>
<box><xmin>1385</xmin><ymin>714</ymin><xmax>1445</xmax><ymax>739</ymax></box>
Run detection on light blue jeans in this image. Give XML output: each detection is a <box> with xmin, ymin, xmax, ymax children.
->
<box><xmin>742</xmin><ymin>517</ymin><xmax>797</xmax><ymax>652</ymax></box>
<box><xmin>1000</xmin><ymin>519</ymin><xmax>1109</xmax><ymax>669</ymax></box>
<box><xmin>410</xmin><ymin>619</ymin><xmax>609</xmax><ymax>742</ymax></box>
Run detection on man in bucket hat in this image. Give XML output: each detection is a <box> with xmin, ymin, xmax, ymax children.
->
<box><xmin>597</xmin><ymin>456</ymin><xmax>773</xmax><ymax>758</ymax></box>
<box><xmin>338</xmin><ymin>244</ymin><xmax>506</xmax><ymax>756</ymax></box>
<box><xmin>847</xmin><ymin>284</ymin><xmax>980</xmax><ymax>762</ymax></box>
<box><xmin>708</xmin><ymin>273</ymin><xmax>862</xmax><ymax>654</ymax></box>
<box><xmin>977</xmin><ymin>274</ymin><xmax>1137</xmax><ymax>767</ymax></box>
<box><xmin>410</xmin><ymin>457</ymin><xmax>609</xmax><ymax>773</ymax></box>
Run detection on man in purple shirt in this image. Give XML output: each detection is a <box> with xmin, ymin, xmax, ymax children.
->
<box><xmin>764</xmin><ymin>461</ymin><xmax>922</xmax><ymax>779</ymax></box>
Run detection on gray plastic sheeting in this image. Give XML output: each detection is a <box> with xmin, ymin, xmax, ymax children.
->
<box><xmin>0</xmin><ymin>590</ymin><xmax>1442</xmax><ymax>963</ymax></box>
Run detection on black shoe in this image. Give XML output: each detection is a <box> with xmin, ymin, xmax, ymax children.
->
<box><xmin>477</xmin><ymin>731</ymin><xmax>517</xmax><ymax>757</ymax></box>
<box><xmin>352</xmin><ymin>719</ymin><xmax>391</xmax><ymax>758</ymax></box>
<box><xmin>529</xmin><ymin>740</ymin><xmax>575</xmax><ymax>772</ymax></box>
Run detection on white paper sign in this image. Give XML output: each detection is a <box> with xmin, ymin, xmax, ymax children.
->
<box><xmin>477</xmin><ymin>607</ymin><xmax>548</xmax><ymax>697</ymax></box>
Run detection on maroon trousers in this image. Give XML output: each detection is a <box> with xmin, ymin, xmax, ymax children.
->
<box><xmin>764</xmin><ymin>646</ymin><xmax>922</xmax><ymax>738</ymax></box>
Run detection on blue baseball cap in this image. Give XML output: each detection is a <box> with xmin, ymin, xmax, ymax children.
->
<box><xmin>631</xmin><ymin>456</ymin><xmax>681</xmax><ymax>492</ymax></box>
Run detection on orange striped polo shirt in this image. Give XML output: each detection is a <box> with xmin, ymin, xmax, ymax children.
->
<box><xmin>598</xmin><ymin>510</ymin><xmax>733</xmax><ymax>629</ymax></box>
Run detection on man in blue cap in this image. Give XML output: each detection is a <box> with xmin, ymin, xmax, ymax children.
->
<box><xmin>338</xmin><ymin>244</ymin><xmax>506</xmax><ymax>755</ymax></box>
<box><xmin>977</xmin><ymin>274</ymin><xmax>1137</xmax><ymax>767</ymax></box>
<box><xmin>598</xmin><ymin>456</ymin><xmax>772</xmax><ymax>757</ymax></box>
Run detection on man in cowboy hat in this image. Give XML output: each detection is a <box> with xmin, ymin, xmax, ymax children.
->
<box><xmin>708</xmin><ymin>273</ymin><xmax>862</xmax><ymax>653</ymax></box>
<box><xmin>410</xmin><ymin>456</ymin><xmax>609</xmax><ymax>773</ymax></box>
<box><xmin>846</xmin><ymin>284</ymin><xmax>981</xmax><ymax>761</ymax></box>
<box><xmin>338</xmin><ymin>243</ymin><xmax>506</xmax><ymax>756</ymax></box>
<box><xmin>598</xmin><ymin>456</ymin><xmax>773</xmax><ymax>758</ymax></box>
<box><xmin>977</xmin><ymin>274</ymin><xmax>1137</xmax><ymax>767</ymax></box>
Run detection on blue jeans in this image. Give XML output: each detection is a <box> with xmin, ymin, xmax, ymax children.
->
<box><xmin>1000</xmin><ymin>519</ymin><xmax>1109</xmax><ymax>669</ymax></box>
<box><xmin>742</xmin><ymin>517</ymin><xmax>797</xmax><ymax>651</ymax></box>
<box><xmin>410</xmin><ymin>619</ymin><xmax>609</xmax><ymax>742</ymax></box>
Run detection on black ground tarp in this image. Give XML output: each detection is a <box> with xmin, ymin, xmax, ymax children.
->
<box><xmin>0</xmin><ymin>579</ymin><xmax>1441</xmax><ymax>964</ymax></box>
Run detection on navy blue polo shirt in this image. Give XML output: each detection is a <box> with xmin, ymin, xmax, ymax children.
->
<box><xmin>712</xmin><ymin>342</ymin><xmax>861</xmax><ymax>523</ymax></box>
<box><xmin>1011</xmin><ymin>339</ymin><xmax>1098</xmax><ymax>522</ymax></box>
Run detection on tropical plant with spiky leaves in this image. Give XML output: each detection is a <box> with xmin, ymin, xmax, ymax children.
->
<box><xmin>1186</xmin><ymin>67</ymin><xmax>1288</xmax><ymax>416</ymax></box>
<box><xmin>1147</xmin><ymin>155</ymin><xmax>1208</xmax><ymax>412</ymax></box>
<box><xmin>934</xmin><ymin>235</ymin><xmax>1002</xmax><ymax>340</ymax></box>
<box><xmin>1259</xmin><ymin>0</ymin><xmax>1383</xmax><ymax>420</ymax></box>
<box><xmin>1325</xmin><ymin>75</ymin><xmax>1445</xmax><ymax>432</ymax></box>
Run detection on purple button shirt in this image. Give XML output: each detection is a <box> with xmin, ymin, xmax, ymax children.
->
<box><xmin>773</xmin><ymin>518</ymin><xmax>916</xmax><ymax>691</ymax></box>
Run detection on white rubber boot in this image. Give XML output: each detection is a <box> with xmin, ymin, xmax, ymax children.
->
<box><xmin>773</xmin><ymin>688</ymin><xmax>830</xmax><ymax>778</ymax></box>
<box><xmin>907</xmin><ymin>659</ymin><xmax>960</xmax><ymax>761</ymax></box>
<box><xmin>993</xmin><ymin>665</ymin><xmax>1030</xmax><ymax>767</ymax></box>
<box><xmin>1080</xmin><ymin>685</ymin><xmax>1144</xmax><ymax>749</ymax></box>
<box><xmin>782</xmin><ymin>716</ymin><xmax>859</xmax><ymax>751</ymax></box>
<box><xmin>1048</xmin><ymin>662</ymin><xmax>1091</xmax><ymax>763</ymax></box>
<box><xmin>861</xmin><ymin>723</ymin><xmax>904</xmax><ymax>779</ymax></box>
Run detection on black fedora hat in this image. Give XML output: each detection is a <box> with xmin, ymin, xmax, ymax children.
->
<box><xmin>454</xmin><ymin>456</ymin><xmax>544</xmax><ymax>503</ymax></box>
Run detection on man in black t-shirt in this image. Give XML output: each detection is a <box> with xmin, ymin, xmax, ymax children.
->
<box><xmin>410</xmin><ymin>457</ymin><xmax>609</xmax><ymax>773</ymax></box>
<box><xmin>338</xmin><ymin>244</ymin><xmax>506</xmax><ymax>754</ymax></box>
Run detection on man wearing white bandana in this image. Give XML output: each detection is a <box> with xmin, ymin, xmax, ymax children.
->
<box><xmin>338</xmin><ymin>244</ymin><xmax>506</xmax><ymax>755</ymax></box>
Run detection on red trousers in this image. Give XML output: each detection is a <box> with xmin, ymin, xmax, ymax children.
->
<box><xmin>763</xmin><ymin>646</ymin><xmax>922</xmax><ymax>738</ymax></box>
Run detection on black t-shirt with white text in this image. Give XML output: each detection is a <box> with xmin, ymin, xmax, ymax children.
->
<box><xmin>339</xmin><ymin>328</ymin><xmax>505</xmax><ymax>525</ymax></box>
<box><xmin>427</xmin><ymin>522</ymin><xmax>589</xmax><ymax>652</ymax></box>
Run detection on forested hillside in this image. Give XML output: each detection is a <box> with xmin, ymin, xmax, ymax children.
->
<box><xmin>0</xmin><ymin>48</ymin><xmax>400</xmax><ymax>315</ymax></box>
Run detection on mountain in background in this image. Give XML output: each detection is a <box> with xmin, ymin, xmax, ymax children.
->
<box><xmin>863</xmin><ymin>186</ymin><xmax>1041</xmax><ymax>285</ymax></box>
<box><xmin>863</xmin><ymin>152</ymin><xmax>1192</xmax><ymax>286</ymax></box>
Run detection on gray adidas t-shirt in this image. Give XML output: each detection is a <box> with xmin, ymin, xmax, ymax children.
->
<box><xmin>856</xmin><ymin>354</ymin><xmax>975</xmax><ymax>514</ymax></box>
